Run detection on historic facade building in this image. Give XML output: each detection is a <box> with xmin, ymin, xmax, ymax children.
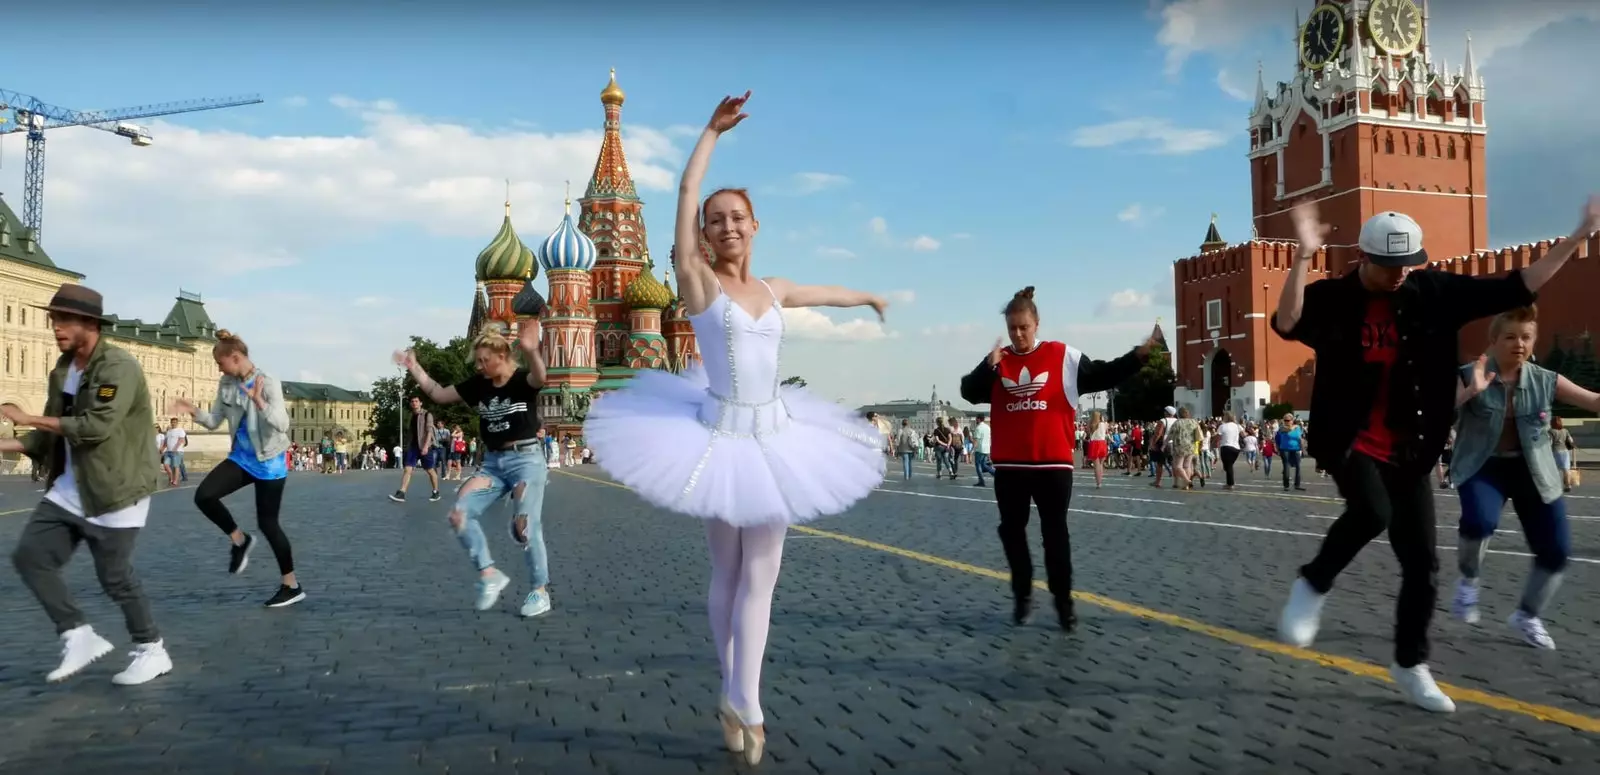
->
<box><xmin>282</xmin><ymin>381</ymin><xmax>375</xmax><ymax>447</ymax></box>
<box><xmin>0</xmin><ymin>194</ymin><xmax>229</xmax><ymax>450</ymax></box>
<box><xmin>1172</xmin><ymin>0</ymin><xmax>1599</xmax><ymax>419</ymax></box>
<box><xmin>465</xmin><ymin>70</ymin><xmax>701</xmax><ymax>438</ymax></box>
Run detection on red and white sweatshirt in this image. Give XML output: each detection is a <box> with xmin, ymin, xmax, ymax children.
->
<box><xmin>959</xmin><ymin>340</ymin><xmax>1145</xmax><ymax>470</ymax></box>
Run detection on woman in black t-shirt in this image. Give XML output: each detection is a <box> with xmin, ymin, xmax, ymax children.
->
<box><xmin>396</xmin><ymin>324</ymin><xmax>554</xmax><ymax>619</ymax></box>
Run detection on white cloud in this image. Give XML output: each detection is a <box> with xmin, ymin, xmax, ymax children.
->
<box><xmin>0</xmin><ymin>94</ymin><xmax>690</xmax><ymax>392</ymax></box>
<box><xmin>868</xmin><ymin>216</ymin><xmax>888</xmax><ymax>235</ymax></box>
<box><xmin>1154</xmin><ymin>0</ymin><xmax>1289</xmax><ymax>77</ymax></box>
<box><xmin>1117</xmin><ymin>203</ymin><xmax>1166</xmax><ymax>225</ymax></box>
<box><xmin>1069</xmin><ymin>118</ymin><xmax>1229</xmax><ymax>155</ymax></box>
<box><xmin>816</xmin><ymin>246</ymin><xmax>857</xmax><ymax>259</ymax></box>
<box><xmin>908</xmin><ymin>235</ymin><xmax>941</xmax><ymax>252</ymax></box>
<box><xmin>781</xmin><ymin>172</ymin><xmax>850</xmax><ymax>195</ymax></box>
<box><xmin>1215</xmin><ymin>67</ymin><xmax>1253</xmax><ymax>102</ymax></box>
<box><xmin>884</xmin><ymin>290</ymin><xmax>916</xmax><ymax>305</ymax></box>
<box><xmin>1097</xmin><ymin>288</ymin><xmax>1155</xmax><ymax>316</ymax></box>
<box><xmin>781</xmin><ymin>308</ymin><xmax>891</xmax><ymax>342</ymax></box>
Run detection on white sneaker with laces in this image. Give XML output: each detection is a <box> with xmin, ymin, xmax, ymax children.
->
<box><xmin>520</xmin><ymin>589</ymin><xmax>552</xmax><ymax>618</ymax></box>
<box><xmin>112</xmin><ymin>640</ymin><xmax>173</xmax><ymax>686</ymax></box>
<box><xmin>46</xmin><ymin>625</ymin><xmax>115</xmax><ymax>683</ymax></box>
<box><xmin>475</xmin><ymin>570</ymin><xmax>511</xmax><ymax>611</ymax></box>
<box><xmin>1278</xmin><ymin>577</ymin><xmax>1326</xmax><ymax>647</ymax></box>
<box><xmin>1388</xmin><ymin>663</ymin><xmax>1456</xmax><ymax>713</ymax></box>
<box><xmin>1452</xmin><ymin>578</ymin><xmax>1481</xmax><ymax>624</ymax></box>
<box><xmin>1509</xmin><ymin>610</ymin><xmax>1556</xmax><ymax>650</ymax></box>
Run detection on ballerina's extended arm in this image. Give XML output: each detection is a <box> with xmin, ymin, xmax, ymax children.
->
<box><xmin>673</xmin><ymin>93</ymin><xmax>750</xmax><ymax>317</ymax></box>
<box><xmin>763</xmin><ymin>278</ymin><xmax>889</xmax><ymax>321</ymax></box>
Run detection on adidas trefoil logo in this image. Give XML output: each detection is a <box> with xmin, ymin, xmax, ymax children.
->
<box><xmin>1002</xmin><ymin>367</ymin><xmax>1049</xmax><ymax>411</ymax></box>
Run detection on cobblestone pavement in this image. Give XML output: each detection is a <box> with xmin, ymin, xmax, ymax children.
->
<box><xmin>0</xmin><ymin>461</ymin><xmax>1596</xmax><ymax>774</ymax></box>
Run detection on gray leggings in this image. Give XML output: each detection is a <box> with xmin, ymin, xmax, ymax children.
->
<box><xmin>12</xmin><ymin>499</ymin><xmax>160</xmax><ymax>643</ymax></box>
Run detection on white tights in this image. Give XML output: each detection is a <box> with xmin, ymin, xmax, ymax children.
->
<box><xmin>704</xmin><ymin>519</ymin><xmax>787</xmax><ymax>727</ymax></box>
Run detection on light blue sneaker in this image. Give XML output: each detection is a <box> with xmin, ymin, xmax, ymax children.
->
<box><xmin>520</xmin><ymin>589</ymin><xmax>552</xmax><ymax>618</ymax></box>
<box><xmin>475</xmin><ymin>569</ymin><xmax>510</xmax><ymax>611</ymax></box>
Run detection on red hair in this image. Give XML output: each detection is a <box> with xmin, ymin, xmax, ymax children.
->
<box><xmin>701</xmin><ymin>188</ymin><xmax>755</xmax><ymax>224</ymax></box>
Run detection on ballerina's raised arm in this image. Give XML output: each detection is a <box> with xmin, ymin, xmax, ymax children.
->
<box><xmin>674</xmin><ymin>92</ymin><xmax>751</xmax><ymax>317</ymax></box>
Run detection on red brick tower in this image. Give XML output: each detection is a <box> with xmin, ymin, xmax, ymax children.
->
<box><xmin>1173</xmin><ymin>0</ymin><xmax>1494</xmax><ymax>419</ymax></box>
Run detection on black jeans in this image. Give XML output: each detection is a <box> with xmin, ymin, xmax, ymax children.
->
<box><xmin>12</xmin><ymin>499</ymin><xmax>160</xmax><ymax>642</ymax></box>
<box><xmin>993</xmin><ymin>468</ymin><xmax>1074</xmax><ymax>602</ymax></box>
<box><xmin>1220</xmin><ymin>446</ymin><xmax>1241</xmax><ymax>487</ymax></box>
<box><xmin>195</xmin><ymin>459</ymin><xmax>293</xmax><ymax>575</ymax></box>
<box><xmin>1300</xmin><ymin>453</ymin><xmax>1438</xmax><ymax>668</ymax></box>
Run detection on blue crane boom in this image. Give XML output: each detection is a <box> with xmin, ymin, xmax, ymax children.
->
<box><xmin>0</xmin><ymin>89</ymin><xmax>263</xmax><ymax>241</ymax></box>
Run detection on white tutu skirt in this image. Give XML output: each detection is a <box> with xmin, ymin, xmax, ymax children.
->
<box><xmin>584</xmin><ymin>366</ymin><xmax>886</xmax><ymax>526</ymax></box>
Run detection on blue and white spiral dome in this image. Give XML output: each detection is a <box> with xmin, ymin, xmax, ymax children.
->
<box><xmin>539</xmin><ymin>204</ymin><xmax>598</xmax><ymax>272</ymax></box>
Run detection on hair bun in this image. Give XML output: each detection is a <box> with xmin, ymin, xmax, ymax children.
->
<box><xmin>215</xmin><ymin>329</ymin><xmax>236</xmax><ymax>340</ymax></box>
<box><xmin>1015</xmin><ymin>286</ymin><xmax>1035</xmax><ymax>300</ymax></box>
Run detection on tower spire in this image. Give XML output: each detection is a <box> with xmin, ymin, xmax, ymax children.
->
<box><xmin>1463</xmin><ymin>32</ymin><xmax>1479</xmax><ymax>87</ymax></box>
<box><xmin>505</xmin><ymin>178</ymin><xmax>511</xmax><ymax>217</ymax></box>
<box><xmin>564</xmin><ymin>179</ymin><xmax>571</xmax><ymax>209</ymax></box>
<box><xmin>1253</xmin><ymin>60</ymin><xmax>1267</xmax><ymax>110</ymax></box>
<box><xmin>584</xmin><ymin>69</ymin><xmax>640</xmax><ymax>201</ymax></box>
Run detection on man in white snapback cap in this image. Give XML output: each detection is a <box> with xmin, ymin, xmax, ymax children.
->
<box><xmin>1269</xmin><ymin>196</ymin><xmax>1600</xmax><ymax>714</ymax></box>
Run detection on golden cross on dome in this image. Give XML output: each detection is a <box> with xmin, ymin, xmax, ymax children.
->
<box><xmin>504</xmin><ymin>179</ymin><xmax>511</xmax><ymax>217</ymax></box>
<box><xmin>564</xmin><ymin>179</ymin><xmax>571</xmax><ymax>208</ymax></box>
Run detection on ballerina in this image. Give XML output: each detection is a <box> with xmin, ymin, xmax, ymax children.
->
<box><xmin>584</xmin><ymin>91</ymin><xmax>888</xmax><ymax>766</ymax></box>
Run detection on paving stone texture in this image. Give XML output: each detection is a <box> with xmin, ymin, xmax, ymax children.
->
<box><xmin>0</xmin><ymin>458</ymin><xmax>1595</xmax><ymax>774</ymax></box>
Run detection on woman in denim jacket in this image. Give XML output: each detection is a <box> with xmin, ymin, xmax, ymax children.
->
<box><xmin>1451</xmin><ymin>306</ymin><xmax>1600</xmax><ymax>650</ymax></box>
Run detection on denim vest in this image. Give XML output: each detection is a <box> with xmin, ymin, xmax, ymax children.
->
<box><xmin>1451</xmin><ymin>360</ymin><xmax>1564</xmax><ymax>504</ymax></box>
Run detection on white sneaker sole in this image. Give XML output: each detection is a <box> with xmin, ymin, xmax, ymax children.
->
<box><xmin>112</xmin><ymin>660</ymin><xmax>173</xmax><ymax>686</ymax></box>
<box><xmin>47</xmin><ymin>638</ymin><xmax>115</xmax><ymax>683</ymax></box>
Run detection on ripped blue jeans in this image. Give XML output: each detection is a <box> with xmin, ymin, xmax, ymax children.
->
<box><xmin>451</xmin><ymin>447</ymin><xmax>550</xmax><ymax>588</ymax></box>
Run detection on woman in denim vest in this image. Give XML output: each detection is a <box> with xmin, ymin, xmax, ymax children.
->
<box><xmin>1451</xmin><ymin>305</ymin><xmax>1600</xmax><ymax>650</ymax></box>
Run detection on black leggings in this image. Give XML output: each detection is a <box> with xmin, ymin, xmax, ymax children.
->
<box><xmin>993</xmin><ymin>468</ymin><xmax>1074</xmax><ymax>601</ymax></box>
<box><xmin>195</xmin><ymin>459</ymin><xmax>293</xmax><ymax>575</ymax></box>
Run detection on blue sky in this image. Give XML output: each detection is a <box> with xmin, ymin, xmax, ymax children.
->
<box><xmin>3</xmin><ymin>1</ymin><xmax>1596</xmax><ymax>408</ymax></box>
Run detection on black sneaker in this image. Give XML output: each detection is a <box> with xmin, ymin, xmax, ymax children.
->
<box><xmin>388</xmin><ymin>490</ymin><xmax>406</xmax><ymax>503</ymax></box>
<box><xmin>229</xmin><ymin>533</ymin><xmax>255</xmax><ymax>575</ymax></box>
<box><xmin>429</xmin><ymin>490</ymin><xmax>441</xmax><ymax>502</ymax></box>
<box><xmin>1013</xmin><ymin>596</ymin><xmax>1034</xmax><ymax>626</ymax></box>
<box><xmin>1056</xmin><ymin>598</ymin><xmax>1078</xmax><ymax>632</ymax></box>
<box><xmin>265</xmin><ymin>585</ymin><xmax>306</xmax><ymax>608</ymax></box>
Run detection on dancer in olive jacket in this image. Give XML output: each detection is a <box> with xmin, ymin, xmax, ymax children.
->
<box><xmin>0</xmin><ymin>285</ymin><xmax>173</xmax><ymax>687</ymax></box>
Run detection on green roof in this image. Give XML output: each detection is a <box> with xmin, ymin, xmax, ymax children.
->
<box><xmin>162</xmin><ymin>290</ymin><xmax>218</xmax><ymax>341</ymax></box>
<box><xmin>102</xmin><ymin>315</ymin><xmax>195</xmax><ymax>352</ymax></box>
<box><xmin>98</xmin><ymin>292</ymin><xmax>223</xmax><ymax>352</ymax></box>
<box><xmin>281</xmin><ymin>381</ymin><xmax>373</xmax><ymax>403</ymax></box>
<box><xmin>0</xmin><ymin>194</ymin><xmax>82</xmax><ymax>277</ymax></box>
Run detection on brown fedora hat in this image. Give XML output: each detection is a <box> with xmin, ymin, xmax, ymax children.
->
<box><xmin>33</xmin><ymin>285</ymin><xmax>111</xmax><ymax>323</ymax></box>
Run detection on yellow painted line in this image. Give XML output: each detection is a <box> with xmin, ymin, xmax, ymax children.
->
<box><xmin>553</xmin><ymin>467</ymin><xmax>1600</xmax><ymax>734</ymax></box>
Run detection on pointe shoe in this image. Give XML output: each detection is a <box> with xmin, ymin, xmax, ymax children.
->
<box><xmin>718</xmin><ymin>697</ymin><xmax>745</xmax><ymax>753</ymax></box>
<box><xmin>742</xmin><ymin>724</ymin><xmax>766</xmax><ymax>766</ymax></box>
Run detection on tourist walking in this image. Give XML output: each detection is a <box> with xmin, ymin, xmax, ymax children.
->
<box><xmin>388</xmin><ymin>396</ymin><xmax>441</xmax><ymax>503</ymax></box>
<box><xmin>397</xmin><ymin>324</ymin><xmax>555</xmax><ymax>618</ymax></box>
<box><xmin>175</xmin><ymin>330</ymin><xmax>304</xmax><ymax>609</ymax></box>
<box><xmin>1217</xmin><ymin>412</ymin><xmax>1243</xmax><ymax>489</ymax></box>
<box><xmin>0</xmin><ymin>285</ymin><xmax>172</xmax><ymax>685</ymax></box>
<box><xmin>960</xmin><ymin>286</ymin><xmax>1159</xmax><ymax>631</ymax></box>
<box><xmin>893</xmin><ymin>419</ymin><xmax>919</xmax><ymax>481</ymax></box>
<box><xmin>584</xmin><ymin>91</ymin><xmax>887</xmax><ymax>767</ymax></box>
<box><xmin>1450</xmin><ymin>306</ymin><xmax>1597</xmax><ymax>650</ymax></box>
<box><xmin>1273</xmin><ymin>197</ymin><xmax>1599</xmax><ymax>713</ymax></box>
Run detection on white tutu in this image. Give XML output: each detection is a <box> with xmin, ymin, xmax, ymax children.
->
<box><xmin>585</xmin><ymin>364</ymin><xmax>886</xmax><ymax>526</ymax></box>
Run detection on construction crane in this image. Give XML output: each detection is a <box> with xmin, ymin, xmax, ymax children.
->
<box><xmin>0</xmin><ymin>89</ymin><xmax>264</xmax><ymax>241</ymax></box>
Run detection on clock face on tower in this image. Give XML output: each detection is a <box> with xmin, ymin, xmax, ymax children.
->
<box><xmin>1367</xmin><ymin>0</ymin><xmax>1423</xmax><ymax>56</ymax></box>
<box><xmin>1299</xmin><ymin>3</ymin><xmax>1347</xmax><ymax>71</ymax></box>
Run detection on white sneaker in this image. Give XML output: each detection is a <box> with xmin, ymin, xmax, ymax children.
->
<box><xmin>520</xmin><ymin>589</ymin><xmax>552</xmax><ymax>618</ymax></box>
<box><xmin>1278</xmin><ymin>577</ymin><xmax>1326</xmax><ymax>647</ymax></box>
<box><xmin>1509</xmin><ymin>610</ymin><xmax>1556</xmax><ymax>650</ymax></box>
<box><xmin>112</xmin><ymin>641</ymin><xmax>173</xmax><ymax>686</ymax></box>
<box><xmin>474</xmin><ymin>570</ymin><xmax>511</xmax><ymax>611</ymax></box>
<box><xmin>1452</xmin><ymin>578</ymin><xmax>1481</xmax><ymax>624</ymax></box>
<box><xmin>46</xmin><ymin>625</ymin><xmax>115</xmax><ymax>682</ymax></box>
<box><xmin>1388</xmin><ymin>663</ymin><xmax>1456</xmax><ymax>713</ymax></box>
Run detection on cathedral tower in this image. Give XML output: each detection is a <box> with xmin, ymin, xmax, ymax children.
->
<box><xmin>473</xmin><ymin>191</ymin><xmax>538</xmax><ymax>331</ymax></box>
<box><xmin>538</xmin><ymin>194</ymin><xmax>602</xmax><ymax>419</ymax></box>
<box><xmin>579</xmin><ymin>69</ymin><xmax>651</xmax><ymax>367</ymax></box>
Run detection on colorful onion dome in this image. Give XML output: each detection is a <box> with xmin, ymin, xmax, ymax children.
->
<box><xmin>475</xmin><ymin>199</ymin><xmax>537</xmax><ymax>282</ymax></box>
<box><xmin>512</xmin><ymin>268</ymin><xmax>547</xmax><ymax>318</ymax></box>
<box><xmin>539</xmin><ymin>197</ymin><xmax>598</xmax><ymax>272</ymax></box>
<box><xmin>623</xmin><ymin>264</ymin><xmax>674</xmax><ymax>310</ymax></box>
<box><xmin>601</xmin><ymin>68</ymin><xmax>625</xmax><ymax>106</ymax></box>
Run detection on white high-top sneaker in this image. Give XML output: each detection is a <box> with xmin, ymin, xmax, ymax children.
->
<box><xmin>46</xmin><ymin>625</ymin><xmax>115</xmax><ymax>682</ymax></box>
<box><xmin>112</xmin><ymin>640</ymin><xmax>173</xmax><ymax>686</ymax></box>
<box><xmin>1389</xmin><ymin>663</ymin><xmax>1456</xmax><ymax>713</ymax></box>
<box><xmin>1278</xmin><ymin>577</ymin><xmax>1326</xmax><ymax>647</ymax></box>
<box><xmin>1509</xmin><ymin>610</ymin><xmax>1556</xmax><ymax>650</ymax></box>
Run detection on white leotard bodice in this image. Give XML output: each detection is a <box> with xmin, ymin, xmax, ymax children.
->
<box><xmin>686</xmin><ymin>281</ymin><xmax>789</xmax><ymax>437</ymax></box>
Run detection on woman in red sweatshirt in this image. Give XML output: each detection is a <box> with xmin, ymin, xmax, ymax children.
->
<box><xmin>959</xmin><ymin>286</ymin><xmax>1162</xmax><ymax>631</ymax></box>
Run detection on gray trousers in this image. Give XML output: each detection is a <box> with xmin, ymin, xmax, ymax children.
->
<box><xmin>11</xmin><ymin>499</ymin><xmax>160</xmax><ymax>643</ymax></box>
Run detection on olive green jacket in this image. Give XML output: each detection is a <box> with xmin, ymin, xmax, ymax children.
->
<box><xmin>22</xmin><ymin>339</ymin><xmax>162</xmax><ymax>517</ymax></box>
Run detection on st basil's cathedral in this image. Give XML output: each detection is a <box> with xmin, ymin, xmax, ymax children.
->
<box><xmin>465</xmin><ymin>70</ymin><xmax>700</xmax><ymax>437</ymax></box>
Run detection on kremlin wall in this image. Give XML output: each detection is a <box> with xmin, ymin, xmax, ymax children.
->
<box><xmin>1172</xmin><ymin>0</ymin><xmax>1597</xmax><ymax>421</ymax></box>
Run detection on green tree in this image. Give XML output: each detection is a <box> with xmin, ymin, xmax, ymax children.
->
<box><xmin>1111</xmin><ymin>343</ymin><xmax>1177</xmax><ymax>421</ymax></box>
<box><xmin>368</xmin><ymin>335</ymin><xmax>481</xmax><ymax>446</ymax></box>
<box><xmin>781</xmin><ymin>376</ymin><xmax>807</xmax><ymax>388</ymax></box>
<box><xmin>1556</xmin><ymin>332</ymin><xmax>1600</xmax><ymax>418</ymax></box>
<box><xmin>1262</xmin><ymin>401</ymin><xmax>1295</xmax><ymax>423</ymax></box>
